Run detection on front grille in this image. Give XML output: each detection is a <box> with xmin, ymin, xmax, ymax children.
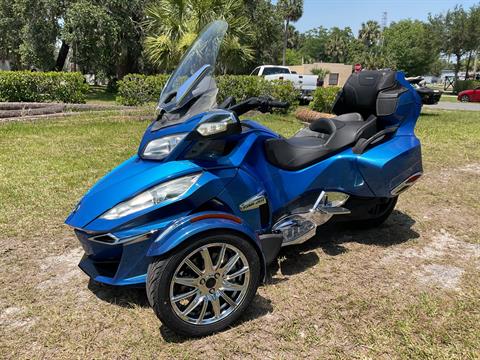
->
<box><xmin>92</xmin><ymin>259</ymin><xmax>120</xmax><ymax>278</ymax></box>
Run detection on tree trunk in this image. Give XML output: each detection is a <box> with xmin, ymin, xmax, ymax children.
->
<box><xmin>454</xmin><ymin>54</ymin><xmax>462</xmax><ymax>80</ymax></box>
<box><xmin>473</xmin><ymin>50</ymin><xmax>479</xmax><ymax>79</ymax></box>
<box><xmin>54</xmin><ymin>41</ymin><xmax>70</xmax><ymax>71</ymax></box>
<box><xmin>465</xmin><ymin>50</ymin><xmax>473</xmax><ymax>79</ymax></box>
<box><xmin>282</xmin><ymin>18</ymin><xmax>289</xmax><ymax>66</ymax></box>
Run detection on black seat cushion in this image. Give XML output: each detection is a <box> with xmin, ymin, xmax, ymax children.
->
<box><xmin>265</xmin><ymin>115</ymin><xmax>377</xmax><ymax>170</ymax></box>
<box><xmin>333</xmin><ymin>70</ymin><xmax>397</xmax><ymax>119</ymax></box>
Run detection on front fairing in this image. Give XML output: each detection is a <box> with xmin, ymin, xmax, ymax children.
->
<box><xmin>65</xmin><ymin>156</ymin><xmax>235</xmax><ymax>232</ymax></box>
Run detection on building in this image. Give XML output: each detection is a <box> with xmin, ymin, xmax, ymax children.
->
<box><xmin>289</xmin><ymin>62</ymin><xmax>353</xmax><ymax>87</ymax></box>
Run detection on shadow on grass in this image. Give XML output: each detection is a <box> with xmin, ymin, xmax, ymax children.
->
<box><xmin>88</xmin><ymin>280</ymin><xmax>150</xmax><ymax>308</ymax></box>
<box><xmin>267</xmin><ymin>210</ymin><xmax>418</xmax><ymax>280</ymax></box>
<box><xmin>419</xmin><ymin>111</ymin><xmax>440</xmax><ymax>117</ymax></box>
<box><xmin>159</xmin><ymin>294</ymin><xmax>273</xmax><ymax>343</ymax></box>
<box><xmin>87</xmin><ymin>210</ymin><xmax>417</xmax><ymax>340</ymax></box>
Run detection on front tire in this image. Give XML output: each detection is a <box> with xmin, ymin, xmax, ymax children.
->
<box><xmin>461</xmin><ymin>95</ymin><xmax>470</xmax><ymax>102</ymax></box>
<box><xmin>147</xmin><ymin>233</ymin><xmax>261</xmax><ymax>337</ymax></box>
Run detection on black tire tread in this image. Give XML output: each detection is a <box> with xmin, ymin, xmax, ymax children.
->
<box><xmin>146</xmin><ymin>233</ymin><xmax>261</xmax><ymax>337</ymax></box>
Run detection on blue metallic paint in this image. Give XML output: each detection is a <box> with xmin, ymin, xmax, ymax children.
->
<box><xmin>66</xmin><ymin>71</ymin><xmax>423</xmax><ymax>286</ymax></box>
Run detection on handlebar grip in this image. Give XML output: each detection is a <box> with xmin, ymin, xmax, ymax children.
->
<box><xmin>269</xmin><ymin>101</ymin><xmax>290</xmax><ymax>109</ymax></box>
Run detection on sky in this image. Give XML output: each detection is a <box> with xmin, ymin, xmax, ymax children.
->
<box><xmin>285</xmin><ymin>0</ymin><xmax>479</xmax><ymax>34</ymax></box>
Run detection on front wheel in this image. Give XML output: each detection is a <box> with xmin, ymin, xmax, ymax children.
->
<box><xmin>147</xmin><ymin>233</ymin><xmax>261</xmax><ymax>337</ymax></box>
<box><xmin>461</xmin><ymin>95</ymin><xmax>470</xmax><ymax>102</ymax></box>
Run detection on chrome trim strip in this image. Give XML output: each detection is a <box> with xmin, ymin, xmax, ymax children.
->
<box><xmin>391</xmin><ymin>172</ymin><xmax>423</xmax><ymax>196</ymax></box>
<box><xmin>239</xmin><ymin>192</ymin><xmax>267</xmax><ymax>212</ymax></box>
<box><xmin>87</xmin><ymin>231</ymin><xmax>156</xmax><ymax>246</ymax></box>
<box><xmin>273</xmin><ymin>191</ymin><xmax>351</xmax><ymax>247</ymax></box>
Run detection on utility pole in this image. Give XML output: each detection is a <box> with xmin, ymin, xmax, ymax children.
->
<box><xmin>380</xmin><ymin>11</ymin><xmax>388</xmax><ymax>47</ymax></box>
<box><xmin>381</xmin><ymin>11</ymin><xmax>388</xmax><ymax>31</ymax></box>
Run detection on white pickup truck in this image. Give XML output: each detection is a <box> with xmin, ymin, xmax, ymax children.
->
<box><xmin>251</xmin><ymin>65</ymin><xmax>319</xmax><ymax>103</ymax></box>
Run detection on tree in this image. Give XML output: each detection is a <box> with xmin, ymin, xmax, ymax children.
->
<box><xmin>285</xmin><ymin>48</ymin><xmax>303</xmax><ymax>65</ymax></box>
<box><xmin>465</xmin><ymin>4</ymin><xmax>480</xmax><ymax>78</ymax></box>
<box><xmin>358</xmin><ymin>20</ymin><xmax>381</xmax><ymax>48</ymax></box>
<box><xmin>0</xmin><ymin>0</ymin><xmax>23</xmax><ymax>67</ymax></box>
<box><xmin>383</xmin><ymin>20</ymin><xmax>439</xmax><ymax>76</ymax></box>
<box><xmin>243</xmin><ymin>0</ymin><xmax>284</xmax><ymax>67</ymax></box>
<box><xmin>325</xmin><ymin>27</ymin><xmax>354</xmax><ymax>63</ymax></box>
<box><xmin>300</xmin><ymin>26</ymin><xmax>329</xmax><ymax>62</ymax></box>
<box><xmin>143</xmin><ymin>0</ymin><xmax>254</xmax><ymax>74</ymax></box>
<box><xmin>429</xmin><ymin>5</ymin><xmax>470</xmax><ymax>79</ymax></box>
<box><xmin>277</xmin><ymin>0</ymin><xmax>303</xmax><ymax>66</ymax></box>
<box><xmin>15</xmin><ymin>0</ymin><xmax>62</xmax><ymax>70</ymax></box>
<box><xmin>63</xmin><ymin>1</ymin><xmax>119</xmax><ymax>76</ymax></box>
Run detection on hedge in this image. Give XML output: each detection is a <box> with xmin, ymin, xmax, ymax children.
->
<box><xmin>116</xmin><ymin>74</ymin><xmax>169</xmax><ymax>106</ymax></box>
<box><xmin>117</xmin><ymin>74</ymin><xmax>299</xmax><ymax>111</ymax></box>
<box><xmin>0</xmin><ymin>71</ymin><xmax>88</xmax><ymax>103</ymax></box>
<box><xmin>310</xmin><ymin>86</ymin><xmax>341</xmax><ymax>113</ymax></box>
<box><xmin>455</xmin><ymin>80</ymin><xmax>480</xmax><ymax>94</ymax></box>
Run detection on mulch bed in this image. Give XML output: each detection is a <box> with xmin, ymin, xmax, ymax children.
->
<box><xmin>295</xmin><ymin>108</ymin><xmax>335</xmax><ymax>123</ymax></box>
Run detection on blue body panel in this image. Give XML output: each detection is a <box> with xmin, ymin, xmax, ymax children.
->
<box><xmin>66</xmin><ymin>71</ymin><xmax>423</xmax><ymax>286</ymax></box>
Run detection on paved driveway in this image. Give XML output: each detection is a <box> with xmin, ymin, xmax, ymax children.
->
<box><xmin>425</xmin><ymin>102</ymin><xmax>480</xmax><ymax>111</ymax></box>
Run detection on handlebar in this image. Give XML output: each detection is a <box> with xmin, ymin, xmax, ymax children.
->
<box><xmin>268</xmin><ymin>100</ymin><xmax>289</xmax><ymax>109</ymax></box>
<box><xmin>228</xmin><ymin>97</ymin><xmax>290</xmax><ymax>116</ymax></box>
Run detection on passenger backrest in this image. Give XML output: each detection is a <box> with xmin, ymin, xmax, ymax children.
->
<box><xmin>332</xmin><ymin>70</ymin><xmax>397</xmax><ymax>119</ymax></box>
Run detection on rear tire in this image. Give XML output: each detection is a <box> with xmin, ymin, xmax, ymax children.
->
<box><xmin>147</xmin><ymin>233</ymin><xmax>261</xmax><ymax>337</ymax></box>
<box><xmin>348</xmin><ymin>196</ymin><xmax>398</xmax><ymax>229</ymax></box>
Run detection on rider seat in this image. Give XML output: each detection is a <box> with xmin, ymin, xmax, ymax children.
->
<box><xmin>265</xmin><ymin>70</ymin><xmax>398</xmax><ymax>170</ymax></box>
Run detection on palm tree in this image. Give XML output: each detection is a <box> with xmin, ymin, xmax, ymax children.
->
<box><xmin>359</xmin><ymin>20</ymin><xmax>381</xmax><ymax>48</ymax></box>
<box><xmin>143</xmin><ymin>0</ymin><xmax>253</xmax><ymax>73</ymax></box>
<box><xmin>277</xmin><ymin>0</ymin><xmax>303</xmax><ymax>66</ymax></box>
<box><xmin>326</xmin><ymin>27</ymin><xmax>350</xmax><ymax>63</ymax></box>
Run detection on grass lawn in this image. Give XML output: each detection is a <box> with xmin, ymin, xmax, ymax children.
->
<box><xmin>440</xmin><ymin>94</ymin><xmax>459</xmax><ymax>103</ymax></box>
<box><xmin>84</xmin><ymin>86</ymin><xmax>117</xmax><ymax>105</ymax></box>
<box><xmin>0</xmin><ymin>108</ymin><xmax>479</xmax><ymax>358</ymax></box>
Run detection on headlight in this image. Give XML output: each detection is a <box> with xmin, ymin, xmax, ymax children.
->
<box><xmin>142</xmin><ymin>133</ymin><xmax>187</xmax><ymax>160</ymax></box>
<box><xmin>100</xmin><ymin>173</ymin><xmax>201</xmax><ymax>220</ymax></box>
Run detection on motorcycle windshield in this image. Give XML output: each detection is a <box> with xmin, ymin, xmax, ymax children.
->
<box><xmin>156</xmin><ymin>20</ymin><xmax>228</xmax><ymax>126</ymax></box>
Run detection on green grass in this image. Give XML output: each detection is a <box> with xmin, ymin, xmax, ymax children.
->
<box><xmin>1</xmin><ymin>108</ymin><xmax>479</xmax><ymax>358</ymax></box>
<box><xmin>84</xmin><ymin>86</ymin><xmax>117</xmax><ymax>105</ymax></box>
<box><xmin>439</xmin><ymin>94</ymin><xmax>459</xmax><ymax>103</ymax></box>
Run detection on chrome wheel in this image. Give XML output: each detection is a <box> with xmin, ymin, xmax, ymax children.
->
<box><xmin>169</xmin><ymin>243</ymin><xmax>250</xmax><ymax>325</ymax></box>
<box><xmin>461</xmin><ymin>95</ymin><xmax>470</xmax><ymax>102</ymax></box>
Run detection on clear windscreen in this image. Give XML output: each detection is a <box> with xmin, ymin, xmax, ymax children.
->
<box><xmin>158</xmin><ymin>21</ymin><xmax>228</xmax><ymax>111</ymax></box>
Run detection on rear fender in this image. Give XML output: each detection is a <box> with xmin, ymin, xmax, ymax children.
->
<box><xmin>146</xmin><ymin>212</ymin><xmax>268</xmax><ymax>278</ymax></box>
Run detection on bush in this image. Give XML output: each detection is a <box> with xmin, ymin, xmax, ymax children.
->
<box><xmin>116</xmin><ymin>74</ymin><xmax>169</xmax><ymax>106</ymax></box>
<box><xmin>455</xmin><ymin>80</ymin><xmax>480</xmax><ymax>94</ymax></box>
<box><xmin>0</xmin><ymin>71</ymin><xmax>89</xmax><ymax>103</ymax></box>
<box><xmin>118</xmin><ymin>74</ymin><xmax>299</xmax><ymax>111</ymax></box>
<box><xmin>310</xmin><ymin>87</ymin><xmax>341</xmax><ymax>113</ymax></box>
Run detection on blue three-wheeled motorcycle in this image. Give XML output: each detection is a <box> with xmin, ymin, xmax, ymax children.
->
<box><xmin>66</xmin><ymin>21</ymin><xmax>423</xmax><ymax>336</ymax></box>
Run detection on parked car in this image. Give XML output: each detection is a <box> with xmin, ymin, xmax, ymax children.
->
<box><xmin>457</xmin><ymin>86</ymin><xmax>480</xmax><ymax>102</ymax></box>
<box><xmin>251</xmin><ymin>65</ymin><xmax>320</xmax><ymax>103</ymax></box>
<box><xmin>406</xmin><ymin>76</ymin><xmax>443</xmax><ymax>104</ymax></box>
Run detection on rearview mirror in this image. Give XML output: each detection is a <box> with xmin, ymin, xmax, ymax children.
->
<box><xmin>195</xmin><ymin>111</ymin><xmax>241</xmax><ymax>138</ymax></box>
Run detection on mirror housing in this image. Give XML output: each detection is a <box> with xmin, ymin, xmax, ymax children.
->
<box><xmin>194</xmin><ymin>110</ymin><xmax>241</xmax><ymax>139</ymax></box>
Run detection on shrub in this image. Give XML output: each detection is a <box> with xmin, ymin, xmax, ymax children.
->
<box><xmin>310</xmin><ymin>86</ymin><xmax>341</xmax><ymax>113</ymax></box>
<box><xmin>118</xmin><ymin>74</ymin><xmax>299</xmax><ymax>111</ymax></box>
<box><xmin>0</xmin><ymin>71</ymin><xmax>89</xmax><ymax>103</ymax></box>
<box><xmin>454</xmin><ymin>80</ymin><xmax>480</xmax><ymax>94</ymax></box>
<box><xmin>116</xmin><ymin>74</ymin><xmax>169</xmax><ymax>106</ymax></box>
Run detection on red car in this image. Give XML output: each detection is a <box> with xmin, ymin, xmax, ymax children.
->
<box><xmin>457</xmin><ymin>86</ymin><xmax>480</xmax><ymax>102</ymax></box>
